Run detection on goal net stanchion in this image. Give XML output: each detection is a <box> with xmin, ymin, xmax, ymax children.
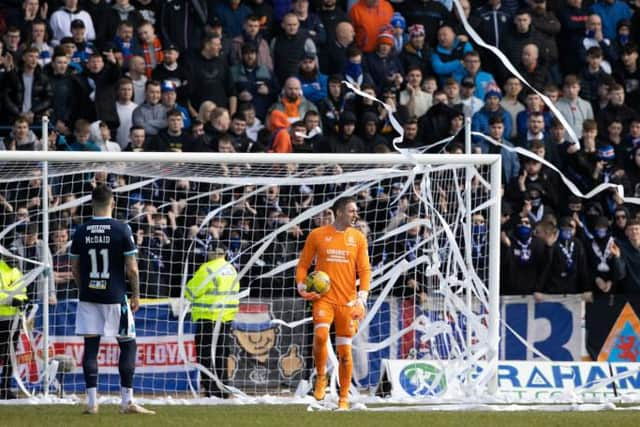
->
<box><xmin>0</xmin><ymin>151</ymin><xmax>501</xmax><ymax>402</ymax></box>
<box><xmin>40</xmin><ymin>115</ymin><xmax>50</xmax><ymax>397</ymax></box>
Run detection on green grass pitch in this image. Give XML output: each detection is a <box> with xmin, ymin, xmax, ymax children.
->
<box><xmin>1</xmin><ymin>405</ymin><xmax>638</xmax><ymax>427</ymax></box>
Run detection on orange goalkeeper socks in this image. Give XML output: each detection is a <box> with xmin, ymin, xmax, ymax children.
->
<box><xmin>313</xmin><ymin>327</ymin><xmax>330</xmax><ymax>377</ymax></box>
<box><xmin>337</xmin><ymin>344</ymin><xmax>352</xmax><ymax>399</ymax></box>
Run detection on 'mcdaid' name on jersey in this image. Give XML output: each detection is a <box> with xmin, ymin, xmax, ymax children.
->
<box><xmin>85</xmin><ymin>224</ymin><xmax>111</xmax><ymax>245</ymax></box>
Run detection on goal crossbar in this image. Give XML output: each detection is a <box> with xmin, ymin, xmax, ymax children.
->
<box><xmin>0</xmin><ymin>151</ymin><xmax>501</xmax><ymax>166</ymax></box>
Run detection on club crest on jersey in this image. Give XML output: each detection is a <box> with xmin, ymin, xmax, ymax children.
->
<box><xmin>346</xmin><ymin>235</ymin><xmax>357</xmax><ymax>247</ymax></box>
<box><xmin>324</xmin><ymin>236</ymin><xmax>332</xmax><ymax>242</ymax></box>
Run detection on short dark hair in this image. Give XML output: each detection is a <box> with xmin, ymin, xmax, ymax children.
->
<box><xmin>25</xmin><ymin>222</ymin><xmax>39</xmax><ymax>236</ymax></box>
<box><xmin>406</xmin><ymin>65</ymin><xmax>422</xmax><ymax>74</ymax></box>
<box><xmin>530</xmin><ymin>140</ymin><xmax>545</xmax><ymax>151</ymax></box>
<box><xmin>167</xmin><ymin>109</ymin><xmax>182</xmax><ymax>118</ymax></box>
<box><xmin>231</xmin><ymin>112</ymin><xmax>246</xmax><ymax>122</ymax></box>
<box><xmin>551</xmin><ymin>118</ymin><xmax>564</xmax><ymax>129</ymax></box>
<box><xmin>238</xmin><ymin>102</ymin><xmax>255</xmax><ymax>113</ymax></box>
<box><xmin>346</xmin><ymin>45</ymin><xmax>362</xmax><ymax>58</ymax></box>
<box><xmin>22</xmin><ymin>46</ymin><xmax>39</xmax><ymax>56</ymax></box>
<box><xmin>332</xmin><ymin>197</ymin><xmax>356</xmax><ymax>213</ymax></box>
<box><xmin>563</xmin><ymin>74</ymin><xmax>580</xmax><ymax>87</ymax></box>
<box><xmin>92</xmin><ymin>184</ymin><xmax>113</xmax><ymax>208</ymax></box>
<box><xmin>609</xmin><ymin>83</ymin><xmax>624</xmax><ymax>92</ymax></box>
<box><xmin>52</xmin><ymin>49</ymin><xmax>68</xmax><ymax>61</ymax></box>
<box><xmin>138</xmin><ymin>20</ymin><xmax>154</xmax><ymax>29</ymax></box>
<box><xmin>14</xmin><ymin>116</ymin><xmax>29</xmax><ymax>126</ymax></box>
<box><xmin>583</xmin><ymin>119</ymin><xmax>597</xmax><ymax>131</ymax></box>
<box><xmin>586</xmin><ymin>46</ymin><xmax>603</xmax><ymax>58</ymax></box>
<box><xmin>489</xmin><ymin>115</ymin><xmax>504</xmax><ymax>126</ymax></box>
<box><xmin>303</xmin><ymin>110</ymin><xmax>320</xmax><ymax>120</ymax></box>
<box><xmin>217</xmin><ymin>133</ymin><xmax>234</xmax><ymax>146</ymax></box>
<box><xmin>201</xmin><ymin>33</ymin><xmax>221</xmax><ymax>46</ymax></box>
<box><xmin>529</xmin><ymin>111</ymin><xmax>544</xmax><ymax>120</ymax></box>
<box><xmin>627</xmin><ymin>218</ymin><xmax>640</xmax><ymax>228</ymax></box>
<box><xmin>463</xmin><ymin>50</ymin><xmax>480</xmax><ymax>60</ymax></box>
<box><xmin>404</xmin><ymin>117</ymin><xmax>419</xmax><ymax>126</ymax></box>
<box><xmin>118</xmin><ymin>77</ymin><xmax>133</xmax><ymax>88</ymax></box>
<box><xmin>145</xmin><ymin>80</ymin><xmax>161</xmax><ymax>89</ymax></box>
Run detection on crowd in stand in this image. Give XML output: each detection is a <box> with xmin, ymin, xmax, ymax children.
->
<box><xmin>0</xmin><ymin>0</ymin><xmax>640</xmax><ymax>301</ymax></box>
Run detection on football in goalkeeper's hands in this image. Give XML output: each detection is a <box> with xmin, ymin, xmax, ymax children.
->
<box><xmin>305</xmin><ymin>271</ymin><xmax>331</xmax><ymax>295</ymax></box>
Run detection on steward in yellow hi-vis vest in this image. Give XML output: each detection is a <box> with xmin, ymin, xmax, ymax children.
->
<box><xmin>185</xmin><ymin>247</ymin><xmax>239</xmax><ymax>398</ymax></box>
<box><xmin>0</xmin><ymin>259</ymin><xmax>26</xmax><ymax>399</ymax></box>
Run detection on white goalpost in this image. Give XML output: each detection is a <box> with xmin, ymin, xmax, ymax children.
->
<box><xmin>0</xmin><ymin>148</ymin><xmax>501</xmax><ymax>404</ymax></box>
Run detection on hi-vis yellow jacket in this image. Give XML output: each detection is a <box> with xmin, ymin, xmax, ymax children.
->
<box><xmin>185</xmin><ymin>257</ymin><xmax>239</xmax><ymax>322</ymax></box>
<box><xmin>0</xmin><ymin>260</ymin><xmax>26</xmax><ymax>318</ymax></box>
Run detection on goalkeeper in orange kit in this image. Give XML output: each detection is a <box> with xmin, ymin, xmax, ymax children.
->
<box><xmin>295</xmin><ymin>197</ymin><xmax>371</xmax><ymax>410</ymax></box>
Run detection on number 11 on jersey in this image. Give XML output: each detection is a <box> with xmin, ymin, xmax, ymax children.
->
<box><xmin>88</xmin><ymin>248</ymin><xmax>110</xmax><ymax>289</ymax></box>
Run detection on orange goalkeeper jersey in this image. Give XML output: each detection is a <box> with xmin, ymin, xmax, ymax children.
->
<box><xmin>296</xmin><ymin>225</ymin><xmax>371</xmax><ymax>305</ymax></box>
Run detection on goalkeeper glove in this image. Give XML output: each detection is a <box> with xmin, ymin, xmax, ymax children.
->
<box><xmin>297</xmin><ymin>282</ymin><xmax>321</xmax><ymax>301</ymax></box>
<box><xmin>351</xmin><ymin>291</ymin><xmax>368</xmax><ymax>320</ymax></box>
<box><xmin>11</xmin><ymin>297</ymin><xmax>28</xmax><ymax>308</ymax></box>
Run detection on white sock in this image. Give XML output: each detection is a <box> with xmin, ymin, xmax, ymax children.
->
<box><xmin>87</xmin><ymin>387</ymin><xmax>97</xmax><ymax>407</ymax></box>
<box><xmin>121</xmin><ymin>387</ymin><xmax>133</xmax><ymax>406</ymax></box>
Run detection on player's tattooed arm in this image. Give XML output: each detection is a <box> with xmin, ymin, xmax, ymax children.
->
<box><xmin>125</xmin><ymin>255</ymin><xmax>140</xmax><ymax>298</ymax></box>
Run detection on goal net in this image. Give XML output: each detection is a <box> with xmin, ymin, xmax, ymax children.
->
<box><xmin>0</xmin><ymin>151</ymin><xmax>500</xmax><ymax>402</ymax></box>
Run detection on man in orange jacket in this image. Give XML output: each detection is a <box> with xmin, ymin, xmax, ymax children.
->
<box><xmin>349</xmin><ymin>0</ymin><xmax>394</xmax><ymax>54</ymax></box>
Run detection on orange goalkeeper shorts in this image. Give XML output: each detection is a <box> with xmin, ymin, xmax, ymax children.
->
<box><xmin>312</xmin><ymin>299</ymin><xmax>357</xmax><ymax>337</ymax></box>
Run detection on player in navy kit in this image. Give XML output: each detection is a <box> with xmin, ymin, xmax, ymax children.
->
<box><xmin>70</xmin><ymin>184</ymin><xmax>154</xmax><ymax>415</ymax></box>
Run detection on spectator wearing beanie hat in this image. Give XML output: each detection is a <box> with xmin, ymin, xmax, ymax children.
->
<box><xmin>390</xmin><ymin>12</ymin><xmax>407</xmax><ymax>53</ymax></box>
<box><xmin>595</xmin><ymin>144</ymin><xmax>617</xmax><ymax>181</ymax></box>
<box><xmin>400</xmin><ymin>24</ymin><xmax>430</xmax><ymax>76</ymax></box>
<box><xmin>376</xmin><ymin>29</ymin><xmax>394</xmax><ymax>47</ymax></box>
<box><xmin>471</xmin><ymin>86</ymin><xmax>513</xmax><ymax>140</ymax></box>
<box><xmin>161</xmin><ymin>80</ymin><xmax>191</xmax><ymax>130</ymax></box>
<box><xmin>363</xmin><ymin>28</ymin><xmax>404</xmax><ymax>93</ymax></box>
